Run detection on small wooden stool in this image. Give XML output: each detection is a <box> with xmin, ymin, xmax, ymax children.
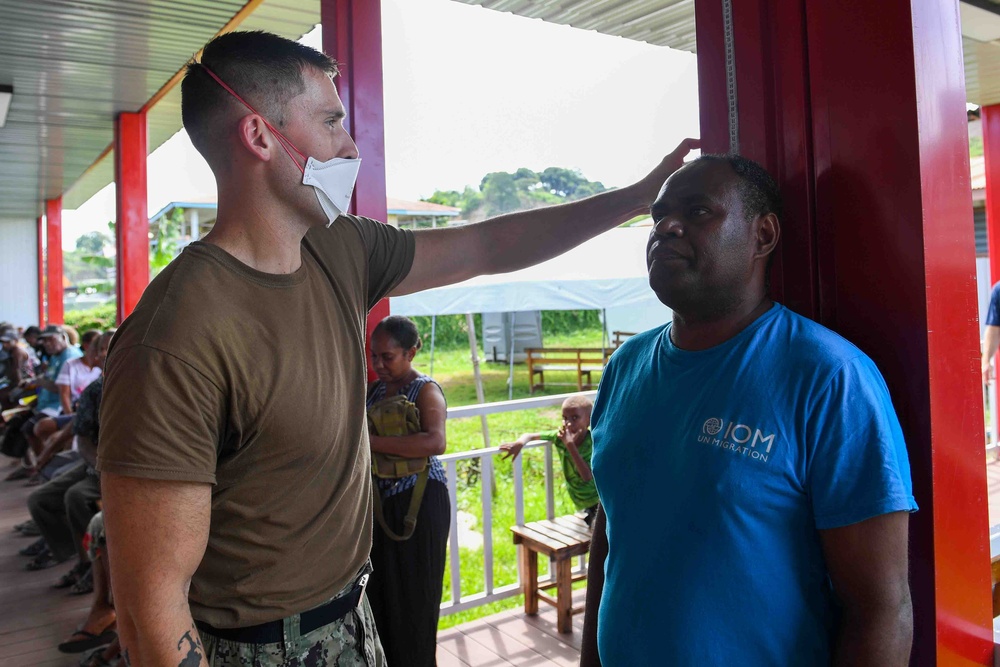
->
<box><xmin>511</xmin><ymin>515</ymin><xmax>591</xmax><ymax>633</ymax></box>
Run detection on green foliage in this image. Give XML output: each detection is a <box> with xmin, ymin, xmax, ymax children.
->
<box><xmin>75</xmin><ymin>231</ymin><xmax>111</xmax><ymax>254</ymax></box>
<box><xmin>63</xmin><ymin>302</ymin><xmax>117</xmax><ymax>331</ymax></box>
<box><xmin>542</xmin><ymin>310</ymin><xmax>602</xmax><ymax>337</ymax></box>
<box><xmin>408</xmin><ymin>310</ymin><xmax>604</xmax><ymax>352</ymax></box>
<box><xmin>65</xmin><ymin>228</ymin><xmax>116</xmax><ymax>291</ymax></box>
<box><xmin>425</xmin><ymin>186</ymin><xmax>483</xmax><ymax>219</ymax></box>
<box><xmin>539</xmin><ymin>167</ymin><xmax>607</xmax><ymax>199</ymax></box>
<box><xmin>409</xmin><ymin>314</ymin><xmax>481</xmax><ymax>350</ymax></box>
<box><xmin>972</xmin><ymin>135</ymin><xmax>984</xmax><ymax>158</ymax></box>
<box><xmin>423</xmin><ymin>167</ymin><xmax>607</xmax><ymax>220</ymax></box>
<box><xmin>151</xmin><ymin>207</ymin><xmax>187</xmax><ymax>275</ymax></box>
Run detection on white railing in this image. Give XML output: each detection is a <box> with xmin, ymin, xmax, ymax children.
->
<box><xmin>438</xmin><ymin>391</ymin><xmax>595</xmax><ymax>616</ymax></box>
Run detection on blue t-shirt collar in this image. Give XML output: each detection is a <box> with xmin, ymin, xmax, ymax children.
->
<box><xmin>663</xmin><ymin>302</ymin><xmax>782</xmax><ymax>362</ymax></box>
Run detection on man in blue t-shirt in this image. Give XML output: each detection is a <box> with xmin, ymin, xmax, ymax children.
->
<box><xmin>580</xmin><ymin>155</ymin><xmax>917</xmax><ymax>667</ymax></box>
<box><xmin>981</xmin><ymin>281</ymin><xmax>1000</xmax><ymax>383</ymax></box>
<box><xmin>20</xmin><ymin>325</ymin><xmax>81</xmax><ymax>463</ymax></box>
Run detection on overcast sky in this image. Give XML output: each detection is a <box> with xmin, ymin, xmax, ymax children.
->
<box><xmin>61</xmin><ymin>0</ymin><xmax>700</xmax><ymax>249</ymax></box>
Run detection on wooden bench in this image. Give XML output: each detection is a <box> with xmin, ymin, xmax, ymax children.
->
<box><xmin>511</xmin><ymin>515</ymin><xmax>591</xmax><ymax>633</ymax></box>
<box><xmin>611</xmin><ymin>330</ymin><xmax>636</xmax><ymax>348</ymax></box>
<box><xmin>525</xmin><ymin>347</ymin><xmax>613</xmax><ymax>394</ymax></box>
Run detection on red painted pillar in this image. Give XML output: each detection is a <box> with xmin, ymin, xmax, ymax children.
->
<box><xmin>114</xmin><ymin>111</ymin><xmax>149</xmax><ymax>323</ymax></box>
<box><xmin>696</xmin><ymin>0</ymin><xmax>991</xmax><ymax>663</ymax></box>
<box><xmin>45</xmin><ymin>198</ymin><xmax>63</xmax><ymax>325</ymax></box>
<box><xmin>321</xmin><ymin>0</ymin><xmax>390</xmax><ymax>378</ymax></box>
<box><xmin>984</xmin><ymin>105</ymin><xmax>1000</xmax><ymax>287</ymax></box>
<box><xmin>36</xmin><ymin>215</ymin><xmax>45</xmax><ymax>326</ymax></box>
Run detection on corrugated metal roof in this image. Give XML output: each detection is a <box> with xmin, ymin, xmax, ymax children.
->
<box><xmin>460</xmin><ymin>0</ymin><xmax>1000</xmax><ymax>107</ymax></box>
<box><xmin>6</xmin><ymin>0</ymin><xmax>1000</xmax><ymax>222</ymax></box>
<box><xmin>454</xmin><ymin>0</ymin><xmax>695</xmax><ymax>51</ymax></box>
<box><xmin>0</xmin><ymin>0</ymin><xmax>319</xmax><ymax>220</ymax></box>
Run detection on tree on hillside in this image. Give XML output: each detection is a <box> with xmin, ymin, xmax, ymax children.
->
<box><xmin>423</xmin><ymin>167</ymin><xmax>607</xmax><ymax>222</ymax></box>
<box><xmin>426</xmin><ymin>186</ymin><xmax>483</xmax><ymax>219</ymax></box>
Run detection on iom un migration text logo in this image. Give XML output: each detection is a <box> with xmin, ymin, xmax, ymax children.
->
<box><xmin>703</xmin><ymin>418</ymin><xmax>724</xmax><ymax>436</ymax></box>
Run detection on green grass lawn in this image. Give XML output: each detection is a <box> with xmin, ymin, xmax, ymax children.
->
<box><xmin>411</xmin><ymin>327</ymin><xmax>605</xmax><ymax>629</ymax></box>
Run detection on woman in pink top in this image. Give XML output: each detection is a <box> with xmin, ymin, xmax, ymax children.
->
<box><xmin>56</xmin><ymin>330</ymin><xmax>103</xmax><ymax>414</ymax></box>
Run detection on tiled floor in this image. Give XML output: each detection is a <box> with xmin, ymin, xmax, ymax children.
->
<box><xmin>0</xmin><ymin>476</ymin><xmax>91</xmax><ymax>667</ymax></box>
<box><xmin>11</xmin><ymin>458</ymin><xmax>1000</xmax><ymax>665</ymax></box>
<box><xmin>0</xmin><ymin>469</ymin><xmax>583</xmax><ymax>667</ymax></box>
<box><xmin>437</xmin><ymin>592</ymin><xmax>584</xmax><ymax>667</ymax></box>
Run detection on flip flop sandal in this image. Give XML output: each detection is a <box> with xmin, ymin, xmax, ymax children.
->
<box><xmin>55</xmin><ymin>562</ymin><xmax>90</xmax><ymax>588</ymax></box>
<box><xmin>59</xmin><ymin>627</ymin><xmax>116</xmax><ymax>654</ymax></box>
<box><xmin>79</xmin><ymin>645</ymin><xmax>119</xmax><ymax>666</ymax></box>
<box><xmin>26</xmin><ymin>551</ymin><xmax>69</xmax><ymax>571</ymax></box>
<box><xmin>18</xmin><ymin>537</ymin><xmax>47</xmax><ymax>557</ymax></box>
<box><xmin>12</xmin><ymin>519</ymin><xmax>35</xmax><ymax>532</ymax></box>
<box><xmin>70</xmin><ymin>568</ymin><xmax>94</xmax><ymax>595</ymax></box>
<box><xmin>18</xmin><ymin>522</ymin><xmax>41</xmax><ymax>537</ymax></box>
<box><xmin>4</xmin><ymin>465</ymin><xmax>30</xmax><ymax>481</ymax></box>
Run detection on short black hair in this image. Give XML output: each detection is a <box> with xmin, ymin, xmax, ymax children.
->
<box><xmin>24</xmin><ymin>325</ymin><xmax>41</xmax><ymax>337</ymax></box>
<box><xmin>181</xmin><ymin>30</ymin><xmax>339</xmax><ymax>161</ymax></box>
<box><xmin>692</xmin><ymin>154</ymin><xmax>783</xmax><ymax>222</ymax></box>
<box><xmin>80</xmin><ymin>329</ymin><xmax>102</xmax><ymax>348</ymax></box>
<box><xmin>373</xmin><ymin>316</ymin><xmax>423</xmax><ymax>352</ymax></box>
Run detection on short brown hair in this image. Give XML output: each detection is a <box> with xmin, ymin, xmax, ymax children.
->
<box><xmin>562</xmin><ymin>394</ymin><xmax>593</xmax><ymax>412</ymax></box>
<box><xmin>181</xmin><ymin>31</ymin><xmax>339</xmax><ymax>161</ymax></box>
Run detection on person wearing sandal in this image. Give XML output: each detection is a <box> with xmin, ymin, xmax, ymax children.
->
<box><xmin>25</xmin><ymin>331</ymin><xmax>112</xmax><ymax>580</ymax></box>
<box><xmin>59</xmin><ymin>512</ymin><xmax>117</xmax><ymax>657</ymax></box>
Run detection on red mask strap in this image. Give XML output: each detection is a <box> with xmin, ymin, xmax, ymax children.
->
<box><xmin>199</xmin><ymin>64</ymin><xmax>307</xmax><ymax>173</ymax></box>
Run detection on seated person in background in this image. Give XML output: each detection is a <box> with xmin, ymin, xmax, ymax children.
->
<box><xmin>23</xmin><ymin>330</ymin><xmax>112</xmax><ymax>586</ymax></box>
<box><xmin>63</xmin><ymin>324</ymin><xmax>80</xmax><ymax>347</ymax></box>
<box><xmin>0</xmin><ymin>327</ymin><xmax>34</xmax><ymax>410</ymax></box>
<box><xmin>500</xmin><ymin>394</ymin><xmax>600</xmax><ymax>526</ymax></box>
<box><xmin>56</xmin><ymin>329</ymin><xmax>102</xmax><ymax>415</ymax></box>
<box><xmin>23</xmin><ymin>325</ymin><xmax>45</xmax><ymax>373</ymax></box>
<box><xmin>6</xmin><ymin>325</ymin><xmax>81</xmax><ymax>480</ymax></box>
<box><xmin>25</xmin><ymin>329</ymin><xmax>104</xmax><ymax>484</ymax></box>
<box><xmin>59</xmin><ymin>338</ymin><xmax>119</xmax><ymax>661</ymax></box>
<box><xmin>62</xmin><ymin>510</ymin><xmax>120</xmax><ymax>666</ymax></box>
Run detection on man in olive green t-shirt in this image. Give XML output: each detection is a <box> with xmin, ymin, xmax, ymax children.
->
<box><xmin>98</xmin><ymin>30</ymin><xmax>698</xmax><ymax>667</ymax></box>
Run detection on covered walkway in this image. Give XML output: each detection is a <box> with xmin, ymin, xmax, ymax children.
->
<box><xmin>2</xmin><ymin>0</ymin><xmax>1000</xmax><ymax>664</ymax></box>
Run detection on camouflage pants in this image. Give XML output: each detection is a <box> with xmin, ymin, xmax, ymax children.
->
<box><xmin>201</xmin><ymin>594</ymin><xmax>386</xmax><ymax>667</ymax></box>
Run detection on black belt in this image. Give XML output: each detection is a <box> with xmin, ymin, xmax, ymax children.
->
<box><xmin>195</xmin><ymin>573</ymin><xmax>369</xmax><ymax>645</ymax></box>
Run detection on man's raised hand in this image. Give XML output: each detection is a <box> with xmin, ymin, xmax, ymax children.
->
<box><xmin>635</xmin><ymin>138</ymin><xmax>701</xmax><ymax>204</ymax></box>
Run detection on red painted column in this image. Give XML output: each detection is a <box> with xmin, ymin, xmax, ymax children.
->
<box><xmin>321</xmin><ymin>0</ymin><xmax>390</xmax><ymax>378</ymax></box>
<box><xmin>696</xmin><ymin>0</ymin><xmax>991</xmax><ymax>663</ymax></box>
<box><xmin>45</xmin><ymin>198</ymin><xmax>63</xmax><ymax>325</ymax></box>
<box><xmin>984</xmin><ymin>105</ymin><xmax>1000</xmax><ymax>287</ymax></box>
<box><xmin>114</xmin><ymin>111</ymin><xmax>149</xmax><ymax>323</ymax></box>
<box><xmin>36</xmin><ymin>215</ymin><xmax>45</xmax><ymax>326</ymax></box>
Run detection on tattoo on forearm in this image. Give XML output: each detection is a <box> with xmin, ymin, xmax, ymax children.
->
<box><xmin>177</xmin><ymin>627</ymin><xmax>204</xmax><ymax>666</ymax></box>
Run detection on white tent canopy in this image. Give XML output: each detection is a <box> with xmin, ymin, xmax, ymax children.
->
<box><xmin>390</xmin><ymin>226</ymin><xmax>665</xmax><ymax>318</ymax></box>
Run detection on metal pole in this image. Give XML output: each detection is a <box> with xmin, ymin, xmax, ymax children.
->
<box><xmin>465</xmin><ymin>313</ymin><xmax>490</xmax><ymax>448</ymax></box>
<box><xmin>508</xmin><ymin>313</ymin><xmax>516</xmax><ymax>400</ymax></box>
<box><xmin>45</xmin><ymin>199</ymin><xmax>64</xmax><ymax>324</ymax></box>
<box><xmin>430</xmin><ymin>315</ymin><xmax>437</xmax><ymax>377</ymax></box>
